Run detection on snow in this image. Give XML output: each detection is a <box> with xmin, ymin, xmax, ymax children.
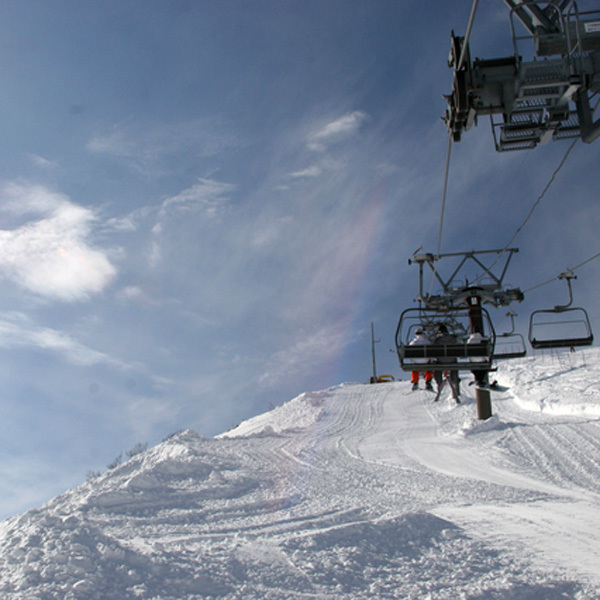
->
<box><xmin>1</xmin><ymin>348</ymin><xmax>600</xmax><ymax>599</ymax></box>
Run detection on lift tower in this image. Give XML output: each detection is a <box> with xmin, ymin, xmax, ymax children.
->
<box><xmin>396</xmin><ymin>249</ymin><xmax>524</xmax><ymax>419</ymax></box>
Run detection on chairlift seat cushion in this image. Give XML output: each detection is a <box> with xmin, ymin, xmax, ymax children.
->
<box><xmin>530</xmin><ymin>335</ymin><xmax>593</xmax><ymax>350</ymax></box>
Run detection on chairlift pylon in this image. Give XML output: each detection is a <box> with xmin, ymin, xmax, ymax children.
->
<box><xmin>528</xmin><ymin>270</ymin><xmax>594</xmax><ymax>349</ymax></box>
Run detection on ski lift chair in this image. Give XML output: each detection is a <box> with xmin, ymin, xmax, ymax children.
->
<box><xmin>528</xmin><ymin>271</ymin><xmax>594</xmax><ymax>350</ymax></box>
<box><xmin>493</xmin><ymin>310</ymin><xmax>527</xmax><ymax>359</ymax></box>
<box><xmin>396</xmin><ymin>307</ymin><xmax>496</xmax><ymax>372</ymax></box>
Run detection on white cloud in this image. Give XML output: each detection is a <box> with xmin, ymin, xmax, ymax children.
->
<box><xmin>87</xmin><ymin>119</ymin><xmax>240</xmax><ymax>176</ymax></box>
<box><xmin>87</xmin><ymin>127</ymin><xmax>136</xmax><ymax>159</ymax></box>
<box><xmin>259</xmin><ymin>325</ymin><xmax>348</xmax><ymax>385</ymax></box>
<box><xmin>0</xmin><ymin>312</ymin><xmax>127</xmax><ymax>368</ymax></box>
<box><xmin>287</xmin><ymin>165</ymin><xmax>322</xmax><ymax>179</ymax></box>
<box><xmin>0</xmin><ymin>182</ymin><xmax>116</xmax><ymax>301</ymax></box>
<box><xmin>117</xmin><ymin>285</ymin><xmax>153</xmax><ymax>303</ymax></box>
<box><xmin>116</xmin><ymin>285</ymin><xmax>172</xmax><ymax>309</ymax></box>
<box><xmin>27</xmin><ymin>153</ymin><xmax>60</xmax><ymax>171</ymax></box>
<box><xmin>104</xmin><ymin>215</ymin><xmax>138</xmax><ymax>232</ymax></box>
<box><xmin>148</xmin><ymin>177</ymin><xmax>237</xmax><ymax>267</ymax></box>
<box><xmin>307</xmin><ymin>111</ymin><xmax>369</xmax><ymax>151</ymax></box>
<box><xmin>160</xmin><ymin>178</ymin><xmax>237</xmax><ymax>218</ymax></box>
<box><xmin>250</xmin><ymin>216</ymin><xmax>293</xmax><ymax>248</ymax></box>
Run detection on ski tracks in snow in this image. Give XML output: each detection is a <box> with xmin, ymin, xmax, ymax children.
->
<box><xmin>2</xmin><ymin>375</ymin><xmax>600</xmax><ymax>599</ymax></box>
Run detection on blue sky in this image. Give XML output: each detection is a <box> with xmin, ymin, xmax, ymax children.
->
<box><xmin>0</xmin><ymin>0</ymin><xmax>599</xmax><ymax>519</ymax></box>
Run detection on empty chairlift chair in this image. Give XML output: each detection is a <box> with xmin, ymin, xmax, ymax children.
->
<box><xmin>493</xmin><ymin>310</ymin><xmax>527</xmax><ymax>360</ymax></box>
<box><xmin>528</xmin><ymin>271</ymin><xmax>594</xmax><ymax>350</ymax></box>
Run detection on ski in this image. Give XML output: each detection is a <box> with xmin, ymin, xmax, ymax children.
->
<box><xmin>447</xmin><ymin>377</ymin><xmax>461</xmax><ymax>403</ymax></box>
<box><xmin>433</xmin><ymin>374</ymin><xmax>460</xmax><ymax>403</ymax></box>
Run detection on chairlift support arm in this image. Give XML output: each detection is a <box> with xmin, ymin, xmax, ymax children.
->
<box><xmin>555</xmin><ymin>269</ymin><xmax>576</xmax><ymax>310</ymax></box>
<box><xmin>409</xmin><ymin>248</ymin><xmax>523</xmax><ymax>308</ymax></box>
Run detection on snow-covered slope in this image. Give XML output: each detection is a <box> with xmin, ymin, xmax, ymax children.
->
<box><xmin>1</xmin><ymin>349</ymin><xmax>600</xmax><ymax>599</ymax></box>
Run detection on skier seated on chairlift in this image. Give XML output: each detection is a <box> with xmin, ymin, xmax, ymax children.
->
<box><xmin>433</xmin><ymin>323</ymin><xmax>460</xmax><ymax>399</ymax></box>
<box><xmin>408</xmin><ymin>328</ymin><xmax>434</xmax><ymax>391</ymax></box>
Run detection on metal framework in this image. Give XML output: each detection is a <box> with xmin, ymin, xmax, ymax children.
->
<box><xmin>444</xmin><ymin>1</ymin><xmax>600</xmax><ymax>151</ymax></box>
<box><xmin>408</xmin><ymin>248</ymin><xmax>524</xmax><ymax>309</ymax></box>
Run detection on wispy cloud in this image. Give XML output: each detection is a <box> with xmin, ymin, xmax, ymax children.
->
<box><xmin>287</xmin><ymin>165</ymin><xmax>322</xmax><ymax>180</ymax></box>
<box><xmin>307</xmin><ymin>111</ymin><xmax>369</xmax><ymax>152</ymax></box>
<box><xmin>0</xmin><ymin>311</ymin><xmax>128</xmax><ymax>369</ymax></box>
<box><xmin>259</xmin><ymin>324</ymin><xmax>347</xmax><ymax>385</ymax></box>
<box><xmin>280</xmin><ymin>111</ymin><xmax>369</xmax><ymax>186</ymax></box>
<box><xmin>27</xmin><ymin>153</ymin><xmax>60</xmax><ymax>171</ymax></box>
<box><xmin>160</xmin><ymin>178</ymin><xmax>237</xmax><ymax>219</ymax></box>
<box><xmin>87</xmin><ymin>119</ymin><xmax>240</xmax><ymax>176</ymax></box>
<box><xmin>0</xmin><ymin>182</ymin><xmax>116</xmax><ymax>301</ymax></box>
<box><xmin>116</xmin><ymin>285</ymin><xmax>159</xmax><ymax>306</ymax></box>
<box><xmin>250</xmin><ymin>216</ymin><xmax>293</xmax><ymax>249</ymax></box>
<box><xmin>103</xmin><ymin>177</ymin><xmax>237</xmax><ymax>239</ymax></box>
<box><xmin>147</xmin><ymin>178</ymin><xmax>237</xmax><ymax>273</ymax></box>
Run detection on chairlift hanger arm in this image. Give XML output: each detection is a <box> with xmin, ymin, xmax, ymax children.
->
<box><xmin>504</xmin><ymin>310</ymin><xmax>518</xmax><ymax>335</ymax></box>
<box><xmin>555</xmin><ymin>270</ymin><xmax>576</xmax><ymax>310</ymax></box>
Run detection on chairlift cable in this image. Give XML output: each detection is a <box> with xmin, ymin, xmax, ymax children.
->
<box><xmin>428</xmin><ymin>131</ymin><xmax>454</xmax><ymax>297</ymax></box>
<box><xmin>474</xmin><ymin>97</ymin><xmax>598</xmax><ymax>288</ymax></box>
<box><xmin>435</xmin><ymin>0</ymin><xmax>478</xmax><ymax>258</ymax></box>
<box><xmin>523</xmin><ymin>275</ymin><xmax>559</xmax><ymax>294</ymax></box>
<box><xmin>570</xmin><ymin>250</ymin><xmax>600</xmax><ymax>272</ymax></box>
<box><xmin>458</xmin><ymin>0</ymin><xmax>479</xmax><ymax>71</ymax></box>
<box><xmin>471</xmin><ymin>137</ymin><xmax>578</xmax><ymax>285</ymax></box>
<box><xmin>437</xmin><ymin>131</ymin><xmax>453</xmax><ymax>258</ymax></box>
<box><xmin>502</xmin><ymin>137</ymin><xmax>577</xmax><ymax>249</ymax></box>
<box><xmin>523</xmin><ymin>250</ymin><xmax>600</xmax><ymax>293</ymax></box>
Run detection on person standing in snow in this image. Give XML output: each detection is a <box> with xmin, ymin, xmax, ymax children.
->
<box><xmin>409</xmin><ymin>329</ymin><xmax>434</xmax><ymax>391</ymax></box>
<box><xmin>433</xmin><ymin>323</ymin><xmax>460</xmax><ymax>400</ymax></box>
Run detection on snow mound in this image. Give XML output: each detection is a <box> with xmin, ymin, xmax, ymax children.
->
<box><xmin>218</xmin><ymin>386</ymin><xmax>336</xmax><ymax>438</ymax></box>
<box><xmin>498</xmin><ymin>348</ymin><xmax>600</xmax><ymax>417</ymax></box>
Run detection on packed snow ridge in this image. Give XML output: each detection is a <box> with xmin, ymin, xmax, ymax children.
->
<box><xmin>1</xmin><ymin>349</ymin><xmax>600</xmax><ymax>599</ymax></box>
